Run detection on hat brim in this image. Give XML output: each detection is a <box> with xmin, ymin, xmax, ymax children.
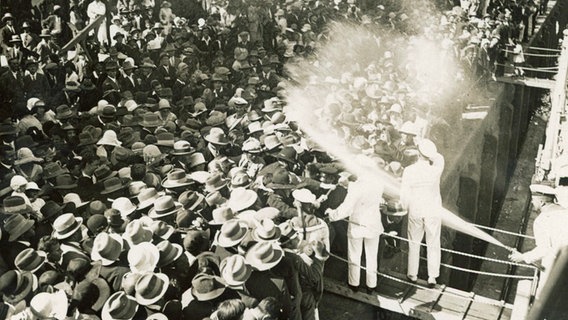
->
<box><xmin>158</xmin><ymin>243</ymin><xmax>184</xmax><ymax>268</ymax></box>
<box><xmin>245</xmin><ymin>244</ymin><xmax>283</xmax><ymax>271</ymax></box>
<box><xmin>3</xmin><ymin>272</ymin><xmax>34</xmax><ymax>305</ymax></box>
<box><xmin>100</xmin><ymin>183</ymin><xmax>128</xmax><ymax>195</ymax></box>
<box><xmin>17</xmin><ymin>251</ymin><xmax>47</xmax><ymax>273</ymax></box>
<box><xmin>161</xmin><ymin>177</ymin><xmax>194</xmax><ymax>189</ymax></box>
<box><xmin>52</xmin><ymin>217</ymin><xmax>84</xmax><ymax>240</ymax></box>
<box><xmin>90</xmin><ymin>278</ymin><xmax>111</xmax><ymax>312</ymax></box>
<box><xmin>204</xmin><ymin>135</ymin><xmax>229</xmax><ymax>145</ymax></box>
<box><xmin>228</xmin><ymin>196</ymin><xmax>257</xmax><ymax>213</ymax></box>
<box><xmin>252</xmin><ymin>228</ymin><xmax>282</xmax><ymax>243</ymax></box>
<box><xmin>148</xmin><ymin>203</ymin><xmax>182</xmax><ymax>219</ymax></box>
<box><xmin>101</xmin><ymin>292</ymin><xmax>139</xmax><ymax>320</ymax></box>
<box><xmin>135</xmin><ymin>273</ymin><xmax>169</xmax><ymax>306</ymax></box>
<box><xmin>216</xmin><ymin>222</ymin><xmax>248</xmax><ymax>248</ymax></box>
<box><xmin>91</xmin><ymin>234</ymin><xmax>124</xmax><ymax>266</ymax></box>
<box><xmin>222</xmin><ymin>264</ymin><xmax>252</xmax><ymax>287</ymax></box>
<box><xmin>14</xmin><ymin>157</ymin><xmax>44</xmax><ymax>165</ymax></box>
<box><xmin>205</xmin><ymin>181</ymin><xmax>228</xmax><ymax>193</ymax></box>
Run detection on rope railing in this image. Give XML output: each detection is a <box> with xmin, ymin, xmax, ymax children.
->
<box><xmin>328</xmin><ymin>252</ymin><xmax>520</xmax><ymax>307</ymax></box>
<box><xmin>501</xmin><ymin>49</ymin><xmax>559</xmax><ymax>58</ymax></box>
<box><xmin>527</xmin><ymin>46</ymin><xmax>562</xmax><ymax>52</ymax></box>
<box><xmin>469</xmin><ymin>223</ymin><xmax>536</xmax><ymax>239</ymax></box>
<box><xmin>495</xmin><ymin>63</ymin><xmax>559</xmax><ymax>73</ymax></box>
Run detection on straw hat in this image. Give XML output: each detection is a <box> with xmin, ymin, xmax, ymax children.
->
<box><xmin>209</xmin><ymin>206</ymin><xmax>235</xmax><ymax>225</ymax></box>
<box><xmin>15</xmin><ymin>248</ymin><xmax>47</xmax><ymax>273</ymax></box>
<box><xmin>205</xmin><ymin>173</ymin><xmax>228</xmax><ymax>193</ymax></box>
<box><xmin>122</xmin><ymin>220</ymin><xmax>153</xmax><ymax>247</ymax></box>
<box><xmin>252</xmin><ymin>218</ymin><xmax>281</xmax><ymax>242</ymax></box>
<box><xmin>156</xmin><ymin>240</ymin><xmax>183</xmax><ymax>268</ymax></box>
<box><xmin>52</xmin><ymin>214</ymin><xmax>83</xmax><ymax>240</ymax></box>
<box><xmin>220</xmin><ymin>255</ymin><xmax>252</xmax><ymax>286</ymax></box>
<box><xmin>112</xmin><ymin>197</ymin><xmax>137</xmax><ymax>218</ymax></box>
<box><xmin>29</xmin><ymin>290</ymin><xmax>68</xmax><ymax>320</ymax></box>
<box><xmin>204</xmin><ymin>127</ymin><xmax>229</xmax><ymax>145</ymax></box>
<box><xmin>161</xmin><ymin>169</ymin><xmax>194</xmax><ymax>189</ymax></box>
<box><xmin>149</xmin><ymin>220</ymin><xmax>175</xmax><ymax>240</ymax></box>
<box><xmin>4</xmin><ymin>214</ymin><xmax>35</xmax><ymax>242</ymax></box>
<box><xmin>137</xmin><ymin>188</ymin><xmax>164</xmax><ymax>210</ymax></box>
<box><xmin>170</xmin><ymin>140</ymin><xmax>194</xmax><ymax>156</ymax></box>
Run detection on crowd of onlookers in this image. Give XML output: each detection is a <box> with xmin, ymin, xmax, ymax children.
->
<box><xmin>0</xmin><ymin>0</ymin><xmax>547</xmax><ymax>319</ymax></box>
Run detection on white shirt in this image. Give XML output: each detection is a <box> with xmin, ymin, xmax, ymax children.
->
<box><xmin>400</xmin><ymin>153</ymin><xmax>445</xmax><ymax>218</ymax></box>
<box><xmin>523</xmin><ymin>204</ymin><xmax>568</xmax><ymax>265</ymax></box>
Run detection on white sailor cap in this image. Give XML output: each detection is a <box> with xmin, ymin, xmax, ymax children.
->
<box><xmin>529</xmin><ymin>184</ymin><xmax>556</xmax><ymax>196</ymax></box>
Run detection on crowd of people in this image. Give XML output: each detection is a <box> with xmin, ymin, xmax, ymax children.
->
<box><xmin>0</xmin><ymin>0</ymin><xmax>547</xmax><ymax>319</ymax></box>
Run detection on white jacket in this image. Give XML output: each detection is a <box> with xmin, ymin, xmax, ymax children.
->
<box><xmin>329</xmin><ymin>179</ymin><xmax>384</xmax><ymax>239</ymax></box>
<box><xmin>400</xmin><ymin>153</ymin><xmax>445</xmax><ymax>218</ymax></box>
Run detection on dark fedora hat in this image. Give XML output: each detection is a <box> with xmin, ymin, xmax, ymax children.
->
<box><xmin>2</xmin><ymin>196</ymin><xmax>32</xmax><ymax>215</ymax></box>
<box><xmin>40</xmin><ymin>200</ymin><xmax>64</xmax><ymax>222</ymax></box>
<box><xmin>100</xmin><ymin>177</ymin><xmax>129</xmax><ymax>195</ymax></box>
<box><xmin>42</xmin><ymin>162</ymin><xmax>70</xmax><ymax>180</ymax></box>
<box><xmin>0</xmin><ymin>270</ymin><xmax>34</xmax><ymax>305</ymax></box>
<box><xmin>4</xmin><ymin>213</ymin><xmax>35</xmax><ymax>241</ymax></box>
<box><xmin>53</xmin><ymin>174</ymin><xmax>78</xmax><ymax>190</ymax></box>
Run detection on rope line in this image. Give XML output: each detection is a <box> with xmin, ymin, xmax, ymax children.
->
<box><xmin>469</xmin><ymin>223</ymin><xmax>536</xmax><ymax>239</ymax></box>
<box><xmin>339</xmin><ymin>218</ymin><xmax>536</xmax><ymax>269</ymax></box>
<box><xmin>501</xmin><ymin>49</ymin><xmax>559</xmax><ymax>58</ymax></box>
<box><xmin>494</xmin><ymin>63</ymin><xmax>558</xmax><ymax>73</ymax></box>
<box><xmin>527</xmin><ymin>46</ymin><xmax>561</xmax><ymax>52</ymax></box>
<box><xmin>328</xmin><ymin>252</ymin><xmax>516</xmax><ymax>307</ymax></box>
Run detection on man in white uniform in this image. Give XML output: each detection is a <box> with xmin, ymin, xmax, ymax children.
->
<box><xmin>509</xmin><ymin>184</ymin><xmax>568</xmax><ymax>295</ymax></box>
<box><xmin>326</xmin><ymin>173</ymin><xmax>384</xmax><ymax>294</ymax></box>
<box><xmin>400</xmin><ymin>139</ymin><xmax>444</xmax><ymax>286</ymax></box>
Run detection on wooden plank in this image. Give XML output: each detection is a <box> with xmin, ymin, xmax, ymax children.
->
<box><xmin>400</xmin><ymin>283</ymin><xmax>444</xmax><ymax>316</ymax></box>
<box><xmin>324</xmin><ymin>278</ymin><xmax>383</xmax><ymax>308</ymax></box>
<box><xmin>60</xmin><ymin>15</ymin><xmax>105</xmax><ymax>52</ymax></box>
<box><xmin>509</xmin><ymin>280</ymin><xmax>532</xmax><ymax>320</ymax></box>
<box><xmin>464</xmin><ymin>296</ymin><xmax>507</xmax><ymax>320</ymax></box>
<box><xmin>434</xmin><ymin>288</ymin><xmax>474</xmax><ymax>320</ymax></box>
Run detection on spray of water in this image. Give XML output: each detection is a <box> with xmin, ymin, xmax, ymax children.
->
<box><xmin>284</xmin><ymin>21</ymin><xmax>510</xmax><ymax>250</ymax></box>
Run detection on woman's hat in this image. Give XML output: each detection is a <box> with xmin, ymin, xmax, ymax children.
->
<box><xmin>252</xmin><ymin>218</ymin><xmax>281</xmax><ymax>242</ymax></box>
<box><xmin>14</xmin><ymin>147</ymin><xmax>43</xmax><ymax>165</ymax></box>
<box><xmin>0</xmin><ymin>270</ymin><xmax>35</xmax><ymax>305</ymax></box>
<box><xmin>244</xmin><ymin>242</ymin><xmax>283</xmax><ymax>271</ymax></box>
<box><xmin>101</xmin><ymin>291</ymin><xmax>139</xmax><ymax>320</ymax></box>
<box><xmin>191</xmin><ymin>273</ymin><xmax>226</xmax><ymax>301</ymax></box>
<box><xmin>134</xmin><ymin>272</ymin><xmax>169</xmax><ymax>306</ymax></box>
<box><xmin>52</xmin><ymin>213</ymin><xmax>83</xmax><ymax>240</ymax></box>
<box><xmin>148</xmin><ymin>196</ymin><xmax>182</xmax><ymax>219</ymax></box>
<box><xmin>128</xmin><ymin>242</ymin><xmax>160</xmax><ymax>273</ymax></box>
<box><xmin>97</xmin><ymin>130</ymin><xmax>122</xmax><ymax>147</ymax></box>
<box><xmin>227</xmin><ymin>187</ymin><xmax>258</xmax><ymax>212</ymax></box>
<box><xmin>4</xmin><ymin>214</ymin><xmax>34</xmax><ymax>242</ymax></box>
<box><xmin>215</xmin><ymin>219</ymin><xmax>248</xmax><ymax>247</ymax></box>
<box><xmin>15</xmin><ymin>248</ymin><xmax>47</xmax><ymax>273</ymax></box>
<box><xmin>209</xmin><ymin>206</ymin><xmax>234</xmax><ymax>225</ymax></box>
<box><xmin>91</xmin><ymin>232</ymin><xmax>124</xmax><ymax>266</ymax></box>
<box><xmin>30</xmin><ymin>290</ymin><xmax>68</xmax><ymax>320</ymax></box>
<box><xmin>220</xmin><ymin>255</ymin><xmax>252</xmax><ymax>286</ymax></box>
<box><xmin>156</xmin><ymin>240</ymin><xmax>183</xmax><ymax>268</ymax></box>
<box><xmin>100</xmin><ymin>177</ymin><xmax>129</xmax><ymax>195</ymax></box>
<box><xmin>136</xmin><ymin>188</ymin><xmax>164</xmax><ymax>210</ymax></box>
<box><xmin>204</xmin><ymin>173</ymin><xmax>228</xmax><ymax>193</ymax></box>
<box><xmin>161</xmin><ymin>169</ymin><xmax>194</xmax><ymax>189</ymax></box>
<box><xmin>123</xmin><ymin>219</ymin><xmax>153</xmax><ymax>246</ymax></box>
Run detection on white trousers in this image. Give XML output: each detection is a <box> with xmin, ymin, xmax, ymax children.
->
<box><xmin>347</xmin><ymin>237</ymin><xmax>380</xmax><ymax>288</ymax></box>
<box><xmin>407</xmin><ymin>215</ymin><xmax>441</xmax><ymax>278</ymax></box>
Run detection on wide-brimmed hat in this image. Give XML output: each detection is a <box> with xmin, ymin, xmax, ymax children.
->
<box><xmin>15</xmin><ymin>248</ymin><xmax>47</xmax><ymax>273</ymax></box>
<box><xmin>137</xmin><ymin>188</ymin><xmax>164</xmax><ymax>210</ymax></box>
<box><xmin>170</xmin><ymin>140</ymin><xmax>194</xmax><ymax>155</ymax></box>
<box><xmin>155</xmin><ymin>132</ymin><xmax>175</xmax><ymax>147</ymax></box>
<box><xmin>91</xmin><ymin>232</ymin><xmax>124</xmax><ymax>266</ymax></box>
<box><xmin>262</xmin><ymin>98</ymin><xmax>282</xmax><ymax>113</ymax></box>
<box><xmin>1</xmin><ymin>196</ymin><xmax>32</xmax><ymax>215</ymax></box>
<box><xmin>263</xmin><ymin>135</ymin><xmax>282</xmax><ymax>151</ymax></box>
<box><xmin>204</xmin><ymin>127</ymin><xmax>229</xmax><ymax>145</ymax></box>
<box><xmin>40</xmin><ymin>200</ymin><xmax>64</xmax><ymax>222</ymax></box>
<box><xmin>274</xmin><ymin>147</ymin><xmax>297</xmax><ymax>164</ymax></box>
<box><xmin>30</xmin><ymin>290</ymin><xmax>68</xmax><ymax>320</ymax></box>
<box><xmin>204</xmin><ymin>172</ymin><xmax>228</xmax><ymax>193</ymax></box>
<box><xmin>148</xmin><ymin>196</ymin><xmax>182</xmax><ymax>219</ymax></box>
<box><xmin>53</xmin><ymin>174</ymin><xmax>78</xmax><ymax>190</ymax></box>
<box><xmin>77</xmin><ymin>131</ymin><xmax>98</xmax><ymax>147</ymax></box>
<box><xmin>55</xmin><ymin>104</ymin><xmax>76</xmax><ymax>120</ymax></box>
<box><xmin>141</xmin><ymin>113</ymin><xmax>164</xmax><ymax>128</ymax></box>
<box><xmin>177</xmin><ymin>190</ymin><xmax>205</xmax><ymax>212</ymax></box>
<box><xmin>101</xmin><ymin>291</ymin><xmax>139</xmax><ymax>320</ymax></box>
<box><xmin>52</xmin><ymin>213</ymin><xmax>83</xmax><ymax>239</ymax></box>
<box><xmin>227</xmin><ymin>187</ymin><xmax>258</xmax><ymax>212</ymax></box>
<box><xmin>112</xmin><ymin>197</ymin><xmax>137</xmax><ymax>218</ymax></box>
<box><xmin>209</xmin><ymin>206</ymin><xmax>234</xmax><ymax>225</ymax></box>
<box><xmin>128</xmin><ymin>242</ymin><xmax>160</xmax><ymax>273</ymax></box>
<box><xmin>123</xmin><ymin>220</ymin><xmax>153</xmax><ymax>247</ymax></box>
<box><xmin>191</xmin><ymin>273</ymin><xmax>226</xmax><ymax>301</ymax></box>
<box><xmin>252</xmin><ymin>218</ymin><xmax>281</xmax><ymax>242</ymax></box>
<box><xmin>156</xmin><ymin>240</ymin><xmax>183</xmax><ymax>268</ymax></box>
<box><xmin>101</xmin><ymin>177</ymin><xmax>129</xmax><ymax>195</ymax></box>
<box><xmin>9</xmin><ymin>35</ymin><xmax>21</xmax><ymax>43</ymax></box>
<box><xmin>4</xmin><ymin>214</ymin><xmax>35</xmax><ymax>242</ymax></box>
<box><xmin>14</xmin><ymin>147</ymin><xmax>43</xmax><ymax>165</ymax></box>
<box><xmin>161</xmin><ymin>169</ymin><xmax>194</xmax><ymax>189</ymax></box>
<box><xmin>245</xmin><ymin>242</ymin><xmax>284</xmax><ymax>271</ymax></box>
<box><xmin>42</xmin><ymin>162</ymin><xmax>70</xmax><ymax>180</ymax></box>
<box><xmin>149</xmin><ymin>220</ymin><xmax>175</xmax><ymax>240</ymax></box>
<box><xmin>134</xmin><ymin>272</ymin><xmax>169</xmax><ymax>305</ymax></box>
<box><xmin>220</xmin><ymin>255</ymin><xmax>252</xmax><ymax>286</ymax></box>
<box><xmin>229</xmin><ymin>172</ymin><xmax>252</xmax><ymax>189</ymax></box>
<box><xmin>94</xmin><ymin>165</ymin><xmax>118</xmax><ymax>182</ymax></box>
<box><xmin>1</xmin><ymin>13</ymin><xmax>14</xmax><ymax>22</ymax></box>
<box><xmin>63</xmin><ymin>193</ymin><xmax>89</xmax><ymax>209</ymax></box>
<box><xmin>0</xmin><ymin>270</ymin><xmax>35</xmax><ymax>305</ymax></box>
<box><xmin>215</xmin><ymin>219</ymin><xmax>248</xmax><ymax>247</ymax></box>
<box><xmin>64</xmin><ymin>81</ymin><xmax>81</xmax><ymax>92</ymax></box>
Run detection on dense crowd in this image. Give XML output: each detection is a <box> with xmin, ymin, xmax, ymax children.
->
<box><xmin>0</xmin><ymin>0</ymin><xmax>545</xmax><ymax>319</ymax></box>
